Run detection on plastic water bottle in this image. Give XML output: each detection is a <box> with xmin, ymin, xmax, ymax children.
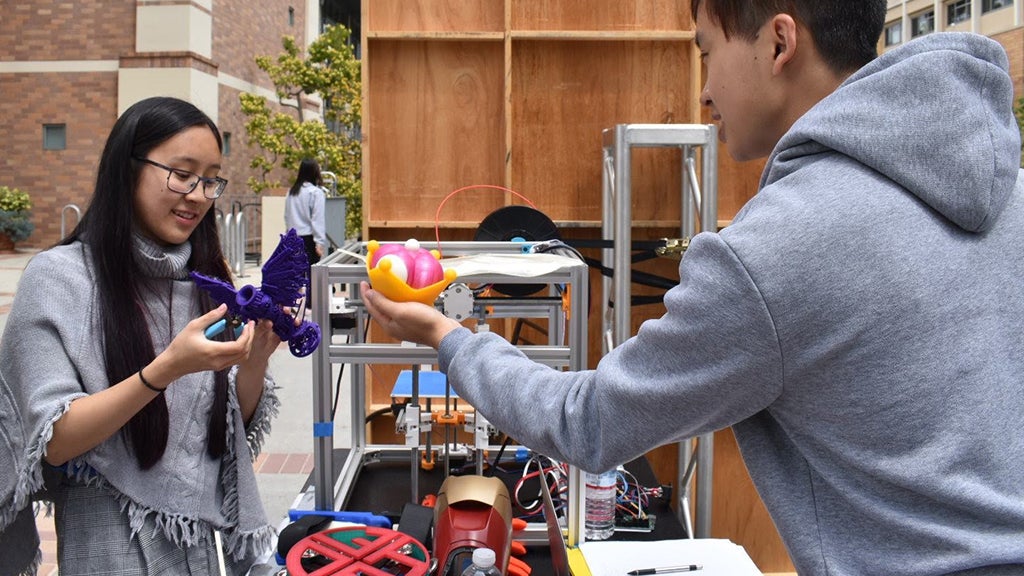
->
<box><xmin>584</xmin><ymin>469</ymin><xmax>617</xmax><ymax>540</ymax></box>
<box><xmin>460</xmin><ymin>547</ymin><xmax>502</xmax><ymax>576</ymax></box>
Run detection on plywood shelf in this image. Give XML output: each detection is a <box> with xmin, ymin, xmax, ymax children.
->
<box><xmin>366</xmin><ymin>1</ymin><xmax>503</xmax><ymax>33</ymax></box>
<box><xmin>510</xmin><ymin>30</ymin><xmax>695</xmax><ymax>41</ymax></box>
<box><xmin>367</xmin><ymin>220</ymin><xmax>486</xmax><ymax>229</ymax></box>
<box><xmin>367</xmin><ymin>30</ymin><xmax>696</xmax><ymax>41</ymax></box>
<box><xmin>367</xmin><ymin>220</ymin><xmax>696</xmax><ymax>230</ymax></box>
<box><xmin>509</xmin><ymin>0</ymin><xmax>691</xmax><ymax>31</ymax></box>
<box><xmin>368</xmin><ymin>31</ymin><xmax>504</xmax><ymax>41</ymax></box>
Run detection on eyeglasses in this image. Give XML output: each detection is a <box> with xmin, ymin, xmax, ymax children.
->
<box><xmin>133</xmin><ymin>157</ymin><xmax>228</xmax><ymax>199</ymax></box>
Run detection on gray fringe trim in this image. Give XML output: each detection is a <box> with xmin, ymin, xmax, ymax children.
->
<box><xmin>243</xmin><ymin>375</ymin><xmax>281</xmax><ymax>460</ymax></box>
<box><xmin>2</xmin><ymin>398</ymin><xmax>77</xmax><ymax>530</ymax></box>
<box><xmin>220</xmin><ymin>373</ymin><xmax>278</xmax><ymax>561</ymax></box>
<box><xmin>61</xmin><ymin>373</ymin><xmax>278</xmax><ymax>562</ymax></box>
<box><xmin>62</xmin><ymin>465</ymin><xmax>275</xmax><ymax>563</ymax></box>
<box><xmin>221</xmin><ymin>381</ymin><xmax>242</xmax><ymax>557</ymax></box>
<box><xmin>0</xmin><ymin>375</ymin><xmax>281</xmax><ymax>566</ymax></box>
<box><xmin>222</xmin><ymin>522</ymin><xmax>277</xmax><ymax>563</ymax></box>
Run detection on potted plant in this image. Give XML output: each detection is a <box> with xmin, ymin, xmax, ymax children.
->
<box><xmin>0</xmin><ymin>186</ymin><xmax>35</xmax><ymax>252</ymax></box>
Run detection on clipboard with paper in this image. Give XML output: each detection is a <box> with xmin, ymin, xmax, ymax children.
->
<box><xmin>576</xmin><ymin>538</ymin><xmax>762</xmax><ymax>576</ymax></box>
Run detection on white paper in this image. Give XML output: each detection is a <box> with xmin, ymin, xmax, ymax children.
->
<box><xmin>440</xmin><ymin>253</ymin><xmax>586</xmax><ymax>278</ymax></box>
<box><xmin>577</xmin><ymin>538</ymin><xmax>762</xmax><ymax>576</ymax></box>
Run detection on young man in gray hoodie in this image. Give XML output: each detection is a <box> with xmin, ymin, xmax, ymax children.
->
<box><xmin>362</xmin><ymin>1</ymin><xmax>1024</xmax><ymax>573</ymax></box>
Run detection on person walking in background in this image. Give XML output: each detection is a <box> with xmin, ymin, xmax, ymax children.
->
<box><xmin>285</xmin><ymin>158</ymin><xmax>328</xmax><ymax>298</ymax></box>
<box><xmin>0</xmin><ymin>96</ymin><xmax>283</xmax><ymax>575</ymax></box>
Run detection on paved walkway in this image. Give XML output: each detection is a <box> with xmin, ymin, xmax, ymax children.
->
<box><xmin>0</xmin><ymin>248</ymin><xmax>329</xmax><ymax>574</ymax></box>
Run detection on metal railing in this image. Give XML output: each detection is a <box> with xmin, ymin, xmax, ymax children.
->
<box><xmin>217</xmin><ymin>208</ymin><xmax>248</xmax><ymax>278</ymax></box>
<box><xmin>61</xmin><ymin>204</ymin><xmax>81</xmax><ymax>238</ymax></box>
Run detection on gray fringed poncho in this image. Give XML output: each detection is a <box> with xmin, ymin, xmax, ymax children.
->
<box><xmin>0</xmin><ymin>235</ymin><xmax>280</xmax><ymax>575</ymax></box>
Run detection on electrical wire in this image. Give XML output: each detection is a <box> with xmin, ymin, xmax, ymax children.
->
<box><xmin>433</xmin><ymin>184</ymin><xmax>539</xmax><ymax>257</ymax></box>
<box><xmin>512</xmin><ymin>456</ymin><xmax>567</xmax><ymax>517</ymax></box>
<box><xmin>615</xmin><ymin>468</ymin><xmax>648</xmax><ymax>522</ymax></box>
<box><xmin>489</xmin><ymin>435</ymin><xmax>514</xmax><ymax>475</ymax></box>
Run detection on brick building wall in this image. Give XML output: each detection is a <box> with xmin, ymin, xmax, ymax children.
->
<box><xmin>0</xmin><ymin>0</ymin><xmax>313</xmax><ymax>250</ymax></box>
<box><xmin>1</xmin><ymin>2</ymin><xmax>135</xmax><ymax>61</ymax></box>
<box><xmin>212</xmin><ymin>0</ymin><xmax>309</xmax><ymax>255</ymax></box>
<box><xmin>215</xmin><ymin>0</ymin><xmax>302</xmax><ymax>85</ymax></box>
<box><xmin>0</xmin><ymin>1</ymin><xmax>134</xmax><ymax>248</ymax></box>
<box><xmin>0</xmin><ymin>73</ymin><xmax>119</xmax><ymax>244</ymax></box>
<box><xmin>993</xmin><ymin>27</ymin><xmax>1024</xmax><ymax>98</ymax></box>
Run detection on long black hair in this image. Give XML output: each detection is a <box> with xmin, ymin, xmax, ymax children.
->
<box><xmin>61</xmin><ymin>96</ymin><xmax>232</xmax><ymax>469</ymax></box>
<box><xmin>289</xmin><ymin>158</ymin><xmax>322</xmax><ymax>195</ymax></box>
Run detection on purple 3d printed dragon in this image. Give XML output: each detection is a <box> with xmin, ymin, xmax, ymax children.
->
<box><xmin>191</xmin><ymin>228</ymin><xmax>322</xmax><ymax>357</ymax></box>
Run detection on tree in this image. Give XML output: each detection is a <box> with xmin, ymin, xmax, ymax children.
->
<box><xmin>241</xmin><ymin>23</ymin><xmax>362</xmax><ymax>238</ymax></box>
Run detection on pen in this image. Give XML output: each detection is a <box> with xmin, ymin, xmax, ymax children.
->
<box><xmin>626</xmin><ymin>565</ymin><xmax>702</xmax><ymax>575</ymax></box>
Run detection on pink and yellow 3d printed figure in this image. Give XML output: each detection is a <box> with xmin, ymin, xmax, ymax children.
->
<box><xmin>366</xmin><ymin>239</ymin><xmax>457</xmax><ymax>305</ymax></box>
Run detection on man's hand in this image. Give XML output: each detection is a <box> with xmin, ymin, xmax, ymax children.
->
<box><xmin>360</xmin><ymin>281</ymin><xmax>461</xmax><ymax>349</ymax></box>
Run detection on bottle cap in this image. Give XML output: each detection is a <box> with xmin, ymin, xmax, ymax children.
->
<box><xmin>472</xmin><ymin>547</ymin><xmax>496</xmax><ymax>567</ymax></box>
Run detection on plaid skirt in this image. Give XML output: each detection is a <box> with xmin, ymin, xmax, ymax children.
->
<box><xmin>52</xmin><ymin>477</ymin><xmax>255</xmax><ymax>576</ymax></box>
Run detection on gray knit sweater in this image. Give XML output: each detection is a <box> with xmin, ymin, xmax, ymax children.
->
<box><xmin>438</xmin><ymin>33</ymin><xmax>1024</xmax><ymax>575</ymax></box>
<box><xmin>0</xmin><ymin>235</ymin><xmax>280</xmax><ymax>574</ymax></box>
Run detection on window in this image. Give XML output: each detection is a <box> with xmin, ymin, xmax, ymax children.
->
<box><xmin>911</xmin><ymin>11</ymin><xmax>935</xmax><ymax>37</ymax></box>
<box><xmin>222</xmin><ymin>131</ymin><xmax>232</xmax><ymax>157</ymax></box>
<box><xmin>947</xmin><ymin>0</ymin><xmax>971</xmax><ymax>25</ymax></box>
<box><xmin>288</xmin><ymin>6</ymin><xmax>295</xmax><ymax>26</ymax></box>
<box><xmin>884</xmin><ymin>22</ymin><xmax>902</xmax><ymax>46</ymax></box>
<box><xmin>43</xmin><ymin>124</ymin><xmax>66</xmax><ymax>150</ymax></box>
<box><xmin>322</xmin><ymin>0</ymin><xmax>362</xmax><ymax>59</ymax></box>
<box><xmin>983</xmin><ymin>0</ymin><xmax>1011</xmax><ymax>12</ymax></box>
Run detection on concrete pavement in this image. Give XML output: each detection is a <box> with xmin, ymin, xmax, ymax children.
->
<box><xmin>0</xmin><ymin>248</ymin><xmax>345</xmax><ymax>573</ymax></box>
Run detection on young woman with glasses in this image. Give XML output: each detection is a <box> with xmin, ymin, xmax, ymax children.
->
<box><xmin>0</xmin><ymin>96</ymin><xmax>282</xmax><ymax>574</ymax></box>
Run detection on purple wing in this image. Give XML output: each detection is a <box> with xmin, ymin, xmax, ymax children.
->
<box><xmin>190</xmin><ymin>271</ymin><xmax>242</xmax><ymax>316</ymax></box>
<box><xmin>261</xmin><ymin>228</ymin><xmax>308</xmax><ymax>305</ymax></box>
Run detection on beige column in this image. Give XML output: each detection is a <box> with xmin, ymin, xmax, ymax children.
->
<box><xmin>119</xmin><ymin>0</ymin><xmax>219</xmax><ymax>122</ymax></box>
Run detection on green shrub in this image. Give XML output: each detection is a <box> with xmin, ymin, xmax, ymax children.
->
<box><xmin>0</xmin><ymin>186</ymin><xmax>35</xmax><ymax>243</ymax></box>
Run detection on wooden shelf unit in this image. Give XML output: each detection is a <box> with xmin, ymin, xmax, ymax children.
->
<box><xmin>362</xmin><ymin>0</ymin><xmax>708</xmax><ymax>235</ymax></box>
<box><xmin>360</xmin><ymin>0</ymin><xmax>787</xmax><ymax>571</ymax></box>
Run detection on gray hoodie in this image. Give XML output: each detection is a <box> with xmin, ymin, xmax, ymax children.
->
<box><xmin>438</xmin><ymin>33</ymin><xmax>1024</xmax><ymax>575</ymax></box>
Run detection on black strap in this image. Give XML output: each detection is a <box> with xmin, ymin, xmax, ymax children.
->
<box><xmin>581</xmin><ymin>256</ymin><xmax>678</xmax><ymax>291</ymax></box>
<box><xmin>564</xmin><ymin>238</ymin><xmax>667</xmax><ymax>251</ymax></box>
<box><xmin>277</xmin><ymin>513</ymin><xmax>333</xmax><ymax>559</ymax></box>
<box><xmin>396</xmin><ymin>502</ymin><xmax>435</xmax><ymax>550</ymax></box>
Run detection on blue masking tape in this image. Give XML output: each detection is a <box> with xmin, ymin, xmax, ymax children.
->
<box><xmin>313</xmin><ymin>421</ymin><xmax>333</xmax><ymax>437</ymax></box>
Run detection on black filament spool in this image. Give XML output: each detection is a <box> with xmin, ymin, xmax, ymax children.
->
<box><xmin>473</xmin><ymin>205</ymin><xmax>560</xmax><ymax>297</ymax></box>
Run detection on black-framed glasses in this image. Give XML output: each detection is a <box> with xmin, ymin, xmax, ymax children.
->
<box><xmin>133</xmin><ymin>157</ymin><xmax>228</xmax><ymax>199</ymax></box>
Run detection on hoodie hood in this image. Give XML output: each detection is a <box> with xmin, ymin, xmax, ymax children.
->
<box><xmin>762</xmin><ymin>32</ymin><xmax>1020</xmax><ymax>233</ymax></box>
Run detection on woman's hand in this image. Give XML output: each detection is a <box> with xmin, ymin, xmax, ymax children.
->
<box><xmin>359</xmin><ymin>281</ymin><xmax>461</xmax><ymax>349</ymax></box>
<box><xmin>246</xmin><ymin>318</ymin><xmax>282</xmax><ymax>366</ymax></box>
<box><xmin>235</xmin><ymin>316</ymin><xmax>282</xmax><ymax>423</ymax></box>
<box><xmin>148</xmin><ymin>305</ymin><xmax>261</xmax><ymax>386</ymax></box>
